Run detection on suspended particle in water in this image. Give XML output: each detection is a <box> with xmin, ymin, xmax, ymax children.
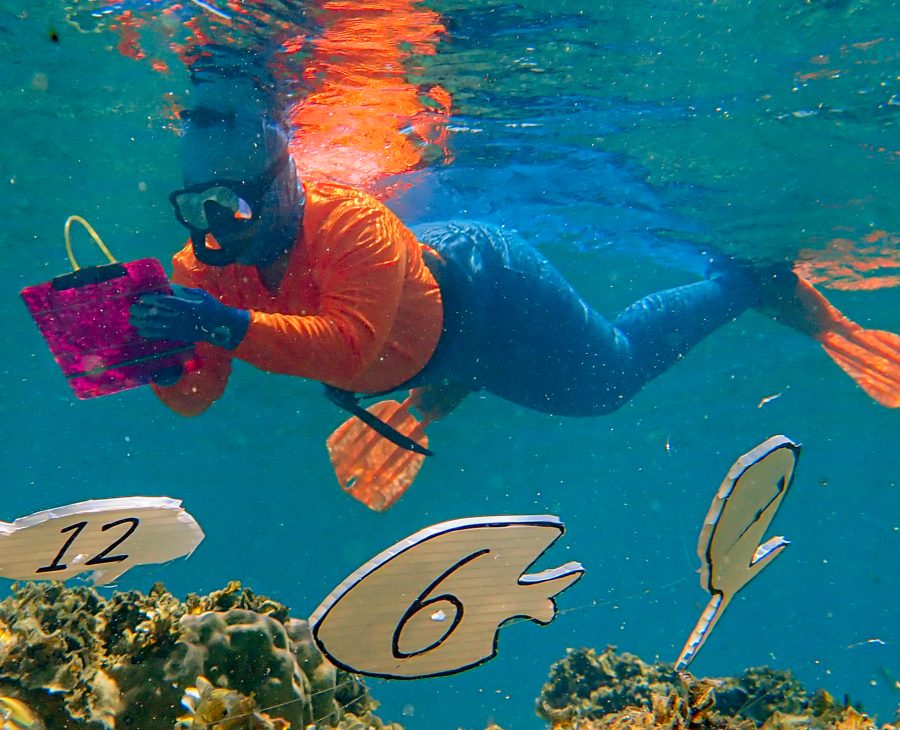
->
<box><xmin>31</xmin><ymin>73</ymin><xmax>49</xmax><ymax>92</ymax></box>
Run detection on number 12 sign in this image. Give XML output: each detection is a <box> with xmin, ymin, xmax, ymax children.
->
<box><xmin>0</xmin><ymin>497</ymin><xmax>204</xmax><ymax>584</ymax></box>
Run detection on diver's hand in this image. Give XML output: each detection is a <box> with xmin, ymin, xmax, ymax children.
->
<box><xmin>130</xmin><ymin>286</ymin><xmax>250</xmax><ymax>350</ymax></box>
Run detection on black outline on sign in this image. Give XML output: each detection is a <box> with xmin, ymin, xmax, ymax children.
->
<box><xmin>703</xmin><ymin>438</ymin><xmax>800</xmax><ymax>595</ymax></box>
<box><xmin>391</xmin><ymin>548</ymin><xmax>487</xmax><ymax>659</ymax></box>
<box><xmin>310</xmin><ymin>515</ymin><xmax>584</xmax><ymax>680</ymax></box>
<box><xmin>674</xmin><ymin>436</ymin><xmax>800</xmax><ymax>672</ymax></box>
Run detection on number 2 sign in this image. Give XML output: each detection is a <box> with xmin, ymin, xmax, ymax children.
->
<box><xmin>309</xmin><ymin>515</ymin><xmax>584</xmax><ymax>678</ymax></box>
<box><xmin>0</xmin><ymin>497</ymin><xmax>204</xmax><ymax>584</ymax></box>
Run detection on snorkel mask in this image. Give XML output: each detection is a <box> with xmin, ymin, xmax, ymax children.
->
<box><xmin>169</xmin><ymin>150</ymin><xmax>290</xmax><ymax>267</ymax></box>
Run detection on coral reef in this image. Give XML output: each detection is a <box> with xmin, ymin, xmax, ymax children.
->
<box><xmin>0</xmin><ymin>581</ymin><xmax>402</xmax><ymax>730</ymax></box>
<box><xmin>536</xmin><ymin>646</ymin><xmax>900</xmax><ymax>730</ymax></box>
<box><xmin>3</xmin><ymin>582</ymin><xmax>897</xmax><ymax>730</ymax></box>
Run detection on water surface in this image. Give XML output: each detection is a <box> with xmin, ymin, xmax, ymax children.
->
<box><xmin>1</xmin><ymin>1</ymin><xmax>898</xmax><ymax>728</ymax></box>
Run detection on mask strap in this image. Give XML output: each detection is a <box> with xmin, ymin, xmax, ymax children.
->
<box><xmin>324</xmin><ymin>386</ymin><xmax>433</xmax><ymax>456</ymax></box>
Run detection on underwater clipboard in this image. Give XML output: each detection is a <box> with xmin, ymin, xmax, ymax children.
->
<box><xmin>20</xmin><ymin>216</ymin><xmax>193</xmax><ymax>399</ymax></box>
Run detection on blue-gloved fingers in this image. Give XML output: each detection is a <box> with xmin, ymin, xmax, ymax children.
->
<box><xmin>130</xmin><ymin>295</ymin><xmax>188</xmax><ymax>340</ymax></box>
<box><xmin>130</xmin><ymin>318</ymin><xmax>174</xmax><ymax>339</ymax></box>
<box><xmin>137</xmin><ymin>293</ymin><xmax>194</xmax><ymax>314</ymax></box>
<box><xmin>131</xmin><ymin>303</ymin><xmax>177</xmax><ymax>322</ymax></box>
<box><xmin>129</xmin><ymin>286</ymin><xmax>248</xmax><ymax>349</ymax></box>
<box><xmin>130</xmin><ymin>303</ymin><xmax>170</xmax><ymax>335</ymax></box>
<box><xmin>168</xmin><ymin>285</ymin><xmax>207</xmax><ymax>302</ymax></box>
<box><xmin>133</xmin><ymin>326</ymin><xmax>172</xmax><ymax>340</ymax></box>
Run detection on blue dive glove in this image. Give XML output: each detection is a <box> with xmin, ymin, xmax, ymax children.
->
<box><xmin>130</xmin><ymin>285</ymin><xmax>250</xmax><ymax>350</ymax></box>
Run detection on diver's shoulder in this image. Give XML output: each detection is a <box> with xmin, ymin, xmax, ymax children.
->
<box><xmin>171</xmin><ymin>240</ymin><xmax>197</xmax><ymax>270</ymax></box>
<box><xmin>303</xmin><ymin>180</ymin><xmax>383</xmax><ymax>210</ymax></box>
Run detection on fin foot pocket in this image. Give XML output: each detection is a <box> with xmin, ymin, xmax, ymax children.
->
<box><xmin>757</xmin><ymin>273</ymin><xmax>900</xmax><ymax>407</ymax></box>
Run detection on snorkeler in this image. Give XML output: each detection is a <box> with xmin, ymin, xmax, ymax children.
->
<box><xmin>131</xmin><ymin>88</ymin><xmax>900</xmax><ymax>508</ymax></box>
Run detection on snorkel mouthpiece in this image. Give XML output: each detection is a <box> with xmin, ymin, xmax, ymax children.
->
<box><xmin>184</xmin><ymin>190</ymin><xmax>258</xmax><ymax>267</ymax></box>
<box><xmin>190</xmin><ymin>229</ymin><xmax>246</xmax><ymax>267</ymax></box>
<box><xmin>234</xmin><ymin>197</ymin><xmax>252</xmax><ymax>220</ymax></box>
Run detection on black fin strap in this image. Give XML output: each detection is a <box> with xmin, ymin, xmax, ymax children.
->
<box><xmin>324</xmin><ymin>386</ymin><xmax>433</xmax><ymax>456</ymax></box>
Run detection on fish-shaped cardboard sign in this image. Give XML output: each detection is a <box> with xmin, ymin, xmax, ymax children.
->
<box><xmin>675</xmin><ymin>435</ymin><xmax>800</xmax><ymax>672</ymax></box>
<box><xmin>0</xmin><ymin>497</ymin><xmax>204</xmax><ymax>584</ymax></box>
<box><xmin>309</xmin><ymin>515</ymin><xmax>584</xmax><ymax>679</ymax></box>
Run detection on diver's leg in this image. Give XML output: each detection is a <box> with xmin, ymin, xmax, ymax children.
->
<box><xmin>451</xmin><ymin>224</ymin><xmax>755</xmax><ymax>415</ymax></box>
<box><xmin>409</xmin><ymin>221</ymin><xmax>627</xmax><ymax>410</ymax></box>
<box><xmin>610</xmin><ymin>275</ymin><xmax>755</xmax><ymax>392</ymax></box>
<box><xmin>410</xmin><ymin>221</ymin><xmax>755</xmax><ymax>415</ymax></box>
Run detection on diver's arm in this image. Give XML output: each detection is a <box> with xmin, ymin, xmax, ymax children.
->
<box><xmin>148</xmin><ymin>249</ymin><xmax>235</xmax><ymax>416</ymax></box>
<box><xmin>231</xmin><ymin>202</ymin><xmax>407</xmax><ymax>386</ymax></box>
<box><xmin>150</xmin><ymin>342</ymin><xmax>233</xmax><ymax>416</ymax></box>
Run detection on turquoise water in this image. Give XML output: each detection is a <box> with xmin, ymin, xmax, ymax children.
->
<box><xmin>1</xmin><ymin>1</ymin><xmax>899</xmax><ymax>728</ymax></box>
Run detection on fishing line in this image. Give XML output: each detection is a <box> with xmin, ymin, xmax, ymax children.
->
<box><xmin>172</xmin><ymin>575</ymin><xmax>698</xmax><ymax>728</ymax></box>
<box><xmin>179</xmin><ymin>676</ymin><xmax>370</xmax><ymax>728</ymax></box>
<box><xmin>174</xmin><ymin>582</ymin><xmax>684</xmax><ymax>726</ymax></box>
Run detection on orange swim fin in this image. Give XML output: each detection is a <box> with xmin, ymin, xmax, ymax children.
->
<box><xmin>326</xmin><ymin>385</ymin><xmax>468</xmax><ymax>511</ymax></box>
<box><xmin>759</xmin><ymin>272</ymin><xmax>900</xmax><ymax>407</ymax></box>
<box><xmin>817</xmin><ymin>327</ymin><xmax>900</xmax><ymax>408</ymax></box>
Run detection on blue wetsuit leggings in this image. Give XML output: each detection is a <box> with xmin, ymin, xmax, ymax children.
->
<box><xmin>404</xmin><ymin>221</ymin><xmax>756</xmax><ymax>417</ymax></box>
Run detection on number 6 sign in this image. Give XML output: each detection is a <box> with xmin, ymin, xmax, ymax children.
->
<box><xmin>309</xmin><ymin>515</ymin><xmax>584</xmax><ymax>678</ymax></box>
<box><xmin>0</xmin><ymin>497</ymin><xmax>204</xmax><ymax>584</ymax></box>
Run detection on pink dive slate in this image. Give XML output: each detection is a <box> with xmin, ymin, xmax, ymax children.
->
<box><xmin>21</xmin><ymin>258</ymin><xmax>193</xmax><ymax>399</ymax></box>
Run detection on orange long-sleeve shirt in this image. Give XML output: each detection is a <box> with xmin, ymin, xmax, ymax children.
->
<box><xmin>153</xmin><ymin>182</ymin><xmax>443</xmax><ymax>416</ymax></box>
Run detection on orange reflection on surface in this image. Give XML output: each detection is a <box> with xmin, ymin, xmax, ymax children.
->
<box><xmin>859</xmin><ymin>141</ymin><xmax>900</xmax><ymax>164</ymax></box>
<box><xmin>794</xmin><ymin>35</ymin><xmax>896</xmax><ymax>86</ymax></box>
<box><xmin>282</xmin><ymin>0</ymin><xmax>451</xmax><ymax>189</ymax></box>
<box><xmin>111</xmin><ymin>11</ymin><xmax>146</xmax><ymax>61</ymax></box>
<box><xmin>795</xmin><ymin>230</ymin><xmax>900</xmax><ymax>291</ymax></box>
<box><xmin>102</xmin><ymin>0</ymin><xmax>451</xmax><ymax>192</ymax></box>
<box><xmin>109</xmin><ymin>4</ymin><xmax>187</xmax><ymax>68</ymax></box>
